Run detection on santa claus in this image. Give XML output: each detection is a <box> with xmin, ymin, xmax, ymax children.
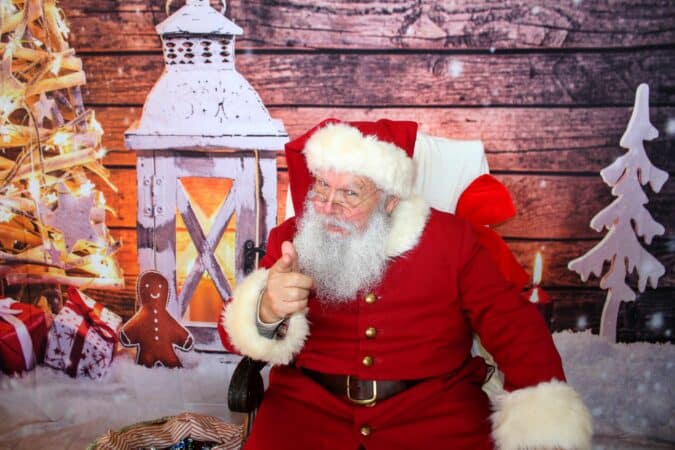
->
<box><xmin>221</xmin><ymin>119</ymin><xmax>592</xmax><ymax>450</ymax></box>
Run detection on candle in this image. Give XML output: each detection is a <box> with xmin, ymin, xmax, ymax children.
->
<box><xmin>528</xmin><ymin>251</ymin><xmax>551</xmax><ymax>304</ymax></box>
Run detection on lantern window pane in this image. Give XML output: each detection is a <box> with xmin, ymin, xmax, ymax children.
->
<box><xmin>176</xmin><ymin>177</ymin><xmax>235</xmax><ymax>324</ymax></box>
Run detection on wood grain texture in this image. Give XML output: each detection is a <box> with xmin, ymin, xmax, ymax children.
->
<box><xmin>98</xmin><ymin>168</ymin><xmax>674</xmax><ymax>242</ymax></box>
<box><xmin>508</xmin><ymin>239</ymin><xmax>675</xmax><ymax>289</ymax></box>
<box><xmin>548</xmin><ymin>289</ymin><xmax>674</xmax><ymax>343</ymax></box>
<box><xmin>493</xmin><ymin>174</ymin><xmax>674</xmax><ymax>240</ymax></box>
<box><xmin>63</xmin><ymin>0</ymin><xmax>675</xmax><ymax>51</ymax></box>
<box><xmin>109</xmin><ymin>226</ymin><xmax>674</xmax><ymax>290</ymax></box>
<box><xmin>80</xmin><ymin>50</ymin><xmax>675</xmax><ymax>106</ymax></box>
<box><xmin>97</xmin><ymin>105</ymin><xmax>675</xmax><ymax>174</ymax></box>
<box><xmin>84</xmin><ymin>276</ymin><xmax>674</xmax><ymax>342</ymax></box>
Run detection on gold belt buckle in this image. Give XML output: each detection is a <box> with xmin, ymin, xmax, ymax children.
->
<box><xmin>346</xmin><ymin>375</ymin><xmax>377</xmax><ymax>406</ymax></box>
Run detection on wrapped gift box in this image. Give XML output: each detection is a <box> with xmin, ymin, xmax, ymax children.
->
<box><xmin>44</xmin><ymin>287</ymin><xmax>122</xmax><ymax>379</ymax></box>
<box><xmin>0</xmin><ymin>298</ymin><xmax>49</xmax><ymax>375</ymax></box>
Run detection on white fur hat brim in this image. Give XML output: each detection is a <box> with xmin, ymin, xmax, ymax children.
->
<box><xmin>304</xmin><ymin>122</ymin><xmax>415</xmax><ymax>198</ymax></box>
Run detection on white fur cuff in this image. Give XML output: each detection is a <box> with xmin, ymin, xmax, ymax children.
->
<box><xmin>222</xmin><ymin>268</ymin><xmax>309</xmax><ymax>365</ymax></box>
<box><xmin>491</xmin><ymin>380</ymin><xmax>592</xmax><ymax>450</ymax></box>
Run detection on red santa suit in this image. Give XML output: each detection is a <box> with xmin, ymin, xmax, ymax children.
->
<box><xmin>221</xmin><ymin>120</ymin><xmax>592</xmax><ymax>450</ymax></box>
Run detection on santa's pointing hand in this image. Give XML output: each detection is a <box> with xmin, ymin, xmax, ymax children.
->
<box><xmin>259</xmin><ymin>241</ymin><xmax>314</xmax><ymax>324</ymax></box>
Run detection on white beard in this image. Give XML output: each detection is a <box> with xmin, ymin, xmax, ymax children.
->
<box><xmin>293</xmin><ymin>199</ymin><xmax>392</xmax><ymax>303</ymax></box>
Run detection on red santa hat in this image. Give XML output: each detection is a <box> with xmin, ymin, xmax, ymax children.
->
<box><xmin>284</xmin><ymin>118</ymin><xmax>529</xmax><ymax>289</ymax></box>
<box><xmin>285</xmin><ymin>118</ymin><xmax>418</xmax><ymax>214</ymax></box>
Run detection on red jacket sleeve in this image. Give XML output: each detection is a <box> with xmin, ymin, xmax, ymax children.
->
<box><xmin>456</xmin><ymin>221</ymin><xmax>565</xmax><ymax>391</ymax></box>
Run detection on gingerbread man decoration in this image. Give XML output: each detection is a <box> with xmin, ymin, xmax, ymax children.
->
<box><xmin>119</xmin><ymin>270</ymin><xmax>194</xmax><ymax>367</ymax></box>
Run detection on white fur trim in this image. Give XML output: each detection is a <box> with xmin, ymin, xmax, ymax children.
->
<box><xmin>304</xmin><ymin>123</ymin><xmax>415</xmax><ymax>198</ymax></box>
<box><xmin>385</xmin><ymin>195</ymin><xmax>430</xmax><ymax>258</ymax></box>
<box><xmin>491</xmin><ymin>380</ymin><xmax>592</xmax><ymax>450</ymax></box>
<box><xmin>223</xmin><ymin>269</ymin><xmax>309</xmax><ymax>365</ymax></box>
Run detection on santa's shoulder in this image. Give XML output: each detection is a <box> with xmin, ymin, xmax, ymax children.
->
<box><xmin>424</xmin><ymin>208</ymin><xmax>476</xmax><ymax>236</ymax></box>
<box><xmin>268</xmin><ymin>216</ymin><xmax>299</xmax><ymax>242</ymax></box>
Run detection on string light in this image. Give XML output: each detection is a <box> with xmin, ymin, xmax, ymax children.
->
<box><xmin>95</xmin><ymin>148</ymin><xmax>108</xmax><ymax>159</ymax></box>
<box><xmin>75</xmin><ymin>251</ymin><xmax>119</xmax><ymax>278</ymax></box>
<box><xmin>27</xmin><ymin>173</ymin><xmax>41</xmax><ymax>203</ymax></box>
<box><xmin>53</xmin><ymin>9</ymin><xmax>71</xmax><ymax>38</ymax></box>
<box><xmin>3</xmin><ymin>33</ymin><xmax>20</xmax><ymax>58</ymax></box>
<box><xmin>89</xmin><ymin>115</ymin><xmax>104</xmax><ymax>136</ymax></box>
<box><xmin>51</xmin><ymin>130</ymin><xmax>71</xmax><ymax>150</ymax></box>
<box><xmin>0</xmin><ymin>0</ymin><xmax>123</xmax><ymax>291</ymax></box>
<box><xmin>44</xmin><ymin>191</ymin><xmax>58</xmax><ymax>204</ymax></box>
<box><xmin>0</xmin><ymin>204</ymin><xmax>14</xmax><ymax>223</ymax></box>
<box><xmin>78</xmin><ymin>180</ymin><xmax>95</xmax><ymax>196</ymax></box>
<box><xmin>50</xmin><ymin>54</ymin><xmax>63</xmax><ymax>75</ymax></box>
<box><xmin>0</xmin><ymin>84</ymin><xmax>23</xmax><ymax>122</ymax></box>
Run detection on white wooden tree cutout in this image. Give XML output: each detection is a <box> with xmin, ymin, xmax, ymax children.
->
<box><xmin>568</xmin><ymin>83</ymin><xmax>669</xmax><ymax>342</ymax></box>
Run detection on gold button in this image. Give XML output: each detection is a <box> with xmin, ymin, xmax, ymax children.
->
<box><xmin>364</xmin><ymin>293</ymin><xmax>377</xmax><ymax>304</ymax></box>
<box><xmin>365</xmin><ymin>327</ymin><xmax>377</xmax><ymax>339</ymax></box>
<box><xmin>362</xmin><ymin>355</ymin><xmax>374</xmax><ymax>367</ymax></box>
<box><xmin>360</xmin><ymin>425</ymin><xmax>371</xmax><ymax>436</ymax></box>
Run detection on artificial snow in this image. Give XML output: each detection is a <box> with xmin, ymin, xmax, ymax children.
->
<box><xmin>0</xmin><ymin>349</ymin><xmax>256</xmax><ymax>449</ymax></box>
<box><xmin>554</xmin><ymin>331</ymin><xmax>675</xmax><ymax>448</ymax></box>
<box><xmin>0</xmin><ymin>332</ymin><xmax>673</xmax><ymax>449</ymax></box>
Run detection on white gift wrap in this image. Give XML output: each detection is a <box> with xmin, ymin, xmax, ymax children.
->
<box><xmin>44</xmin><ymin>289</ymin><xmax>122</xmax><ymax>379</ymax></box>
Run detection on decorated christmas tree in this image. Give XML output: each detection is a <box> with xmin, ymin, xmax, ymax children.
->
<box><xmin>568</xmin><ymin>83</ymin><xmax>669</xmax><ymax>342</ymax></box>
<box><xmin>0</xmin><ymin>0</ymin><xmax>123</xmax><ymax>309</ymax></box>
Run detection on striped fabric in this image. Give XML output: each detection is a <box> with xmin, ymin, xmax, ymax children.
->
<box><xmin>90</xmin><ymin>412</ymin><xmax>242</xmax><ymax>450</ymax></box>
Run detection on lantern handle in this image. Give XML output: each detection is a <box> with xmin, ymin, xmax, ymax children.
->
<box><xmin>165</xmin><ymin>0</ymin><xmax>227</xmax><ymax>16</ymax></box>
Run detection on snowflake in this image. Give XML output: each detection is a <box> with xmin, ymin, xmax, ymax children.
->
<box><xmin>447</xmin><ymin>60</ymin><xmax>463</xmax><ymax>78</ymax></box>
<box><xmin>79</xmin><ymin>359</ymin><xmax>103</xmax><ymax>378</ymax></box>
<box><xmin>647</xmin><ymin>312</ymin><xmax>664</xmax><ymax>330</ymax></box>
<box><xmin>53</xmin><ymin>344</ymin><xmax>65</xmax><ymax>357</ymax></box>
<box><xmin>666</xmin><ymin>117</ymin><xmax>675</xmax><ymax>136</ymax></box>
<box><xmin>576</xmin><ymin>315</ymin><xmax>589</xmax><ymax>330</ymax></box>
<box><xmin>63</xmin><ymin>328</ymin><xmax>76</xmax><ymax>341</ymax></box>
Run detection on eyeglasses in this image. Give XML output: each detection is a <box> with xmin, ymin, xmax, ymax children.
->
<box><xmin>309</xmin><ymin>178</ymin><xmax>381</xmax><ymax>213</ymax></box>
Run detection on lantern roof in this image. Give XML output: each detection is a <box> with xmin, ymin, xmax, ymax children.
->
<box><xmin>156</xmin><ymin>0</ymin><xmax>243</xmax><ymax>36</ymax></box>
<box><xmin>125</xmin><ymin>0</ymin><xmax>288</xmax><ymax>151</ymax></box>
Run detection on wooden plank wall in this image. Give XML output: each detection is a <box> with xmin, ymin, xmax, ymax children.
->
<box><xmin>64</xmin><ymin>0</ymin><xmax>674</xmax><ymax>342</ymax></box>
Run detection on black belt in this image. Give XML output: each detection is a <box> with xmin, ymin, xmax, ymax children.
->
<box><xmin>301</xmin><ymin>367</ymin><xmax>422</xmax><ymax>406</ymax></box>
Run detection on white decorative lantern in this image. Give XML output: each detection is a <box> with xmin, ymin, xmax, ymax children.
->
<box><xmin>125</xmin><ymin>0</ymin><xmax>288</xmax><ymax>350</ymax></box>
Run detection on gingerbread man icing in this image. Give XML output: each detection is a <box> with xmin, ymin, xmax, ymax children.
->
<box><xmin>119</xmin><ymin>270</ymin><xmax>193</xmax><ymax>367</ymax></box>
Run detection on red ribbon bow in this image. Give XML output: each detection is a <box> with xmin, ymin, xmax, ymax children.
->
<box><xmin>64</xmin><ymin>287</ymin><xmax>117</xmax><ymax>377</ymax></box>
